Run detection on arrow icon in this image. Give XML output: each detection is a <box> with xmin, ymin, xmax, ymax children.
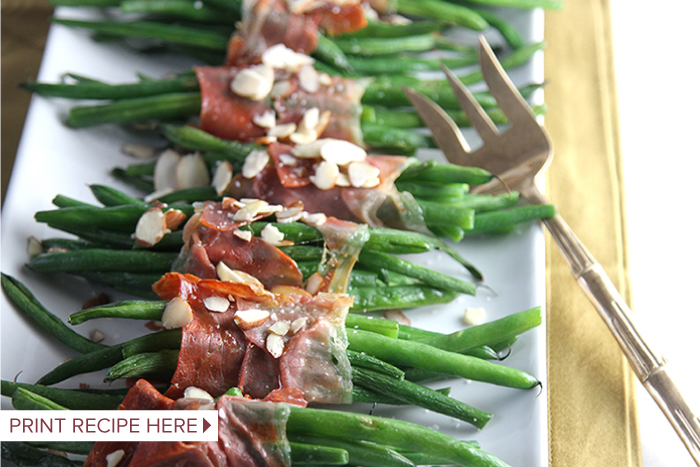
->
<box><xmin>203</xmin><ymin>419</ymin><xmax>211</xmax><ymax>433</ymax></box>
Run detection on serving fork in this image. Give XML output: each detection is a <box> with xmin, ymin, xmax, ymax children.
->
<box><xmin>403</xmin><ymin>36</ymin><xmax>700</xmax><ymax>466</ymax></box>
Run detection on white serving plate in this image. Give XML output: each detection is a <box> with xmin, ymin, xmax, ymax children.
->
<box><xmin>1</xmin><ymin>6</ymin><xmax>547</xmax><ymax>466</ymax></box>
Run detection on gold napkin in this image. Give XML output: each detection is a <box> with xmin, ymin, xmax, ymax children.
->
<box><xmin>544</xmin><ymin>1</ymin><xmax>642</xmax><ymax>465</ymax></box>
<box><xmin>1</xmin><ymin>0</ymin><xmax>641</xmax><ymax>464</ymax></box>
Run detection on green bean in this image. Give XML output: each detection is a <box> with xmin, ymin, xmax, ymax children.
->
<box><xmin>397</xmin><ymin>0</ymin><xmax>488</xmax><ymax>31</ymax></box>
<box><xmin>338</xmin><ymin>20</ymin><xmax>446</xmax><ymax>39</ymax></box>
<box><xmin>359</xmin><ymin>124</ymin><xmax>434</xmax><ymax>155</ymax></box>
<box><xmin>1</xmin><ymin>273</ymin><xmax>106</xmax><ymax>354</ymax></box>
<box><xmin>25</xmin><ymin>442</ymin><xmax>95</xmax><ymax>456</ymax></box>
<box><xmin>246</xmin><ymin>221</ymin><xmax>323</xmax><ymax>243</ymax></box>
<box><xmin>1</xmin><ymin>381</ymin><xmax>123</xmax><ymax>410</ymax></box>
<box><xmin>53</xmin><ymin>18</ymin><xmax>230</xmax><ymax>50</ymax></box>
<box><xmin>90</xmin><ymin>184</ymin><xmax>143</xmax><ymax>206</ymax></box>
<box><xmin>458</xmin><ymin>41</ymin><xmax>545</xmax><ymax>86</ymax></box>
<box><xmin>352</xmin><ymin>386</ymin><xmax>447</xmax><ymax>405</ymax></box>
<box><xmin>449</xmin><ymin>0</ymin><xmax>563</xmax><ymax>9</ymax></box>
<box><xmin>51</xmin><ymin>0</ymin><xmax>120</xmax><ymax>5</ymax></box>
<box><xmin>417</xmin><ymin>199</ymin><xmax>476</xmax><ymax>229</ymax></box>
<box><xmin>120</xmin><ymin>0</ymin><xmax>238</xmax><ymax>23</ymax></box>
<box><xmin>352</xmin><ymin>366</ymin><xmax>492</xmax><ymax>428</ymax></box>
<box><xmin>410</xmin><ymin>306</ymin><xmax>541</xmax><ymax>352</ymax></box>
<box><xmin>41</xmin><ymin>237</ymin><xmax>99</xmax><ymax>251</ymax></box>
<box><xmin>67</xmin><ymin>92</ymin><xmax>201</xmax><ymax>127</ymax></box>
<box><xmin>289</xmin><ymin>434</ymin><xmax>414</xmax><ymax>467</ymax></box>
<box><xmin>346</xmin><ymin>350</ymin><xmax>405</xmax><ymax>379</ymax></box>
<box><xmin>350</xmin><ymin>285</ymin><xmax>458</xmax><ymax>312</ymax></box>
<box><xmin>344</xmin><ymin>314</ymin><xmax>398</xmax><ymax>338</ymax></box>
<box><xmin>394</xmin><ymin>181</ymin><xmax>468</xmax><ymax>201</ymax></box>
<box><xmin>52</xmin><ymin>194</ymin><xmax>92</xmax><ymax>208</ymax></box>
<box><xmin>286</xmin><ymin>405</ymin><xmax>508</xmax><ymax>467</ymax></box>
<box><xmin>348</xmin><ymin>54</ymin><xmax>478</xmax><ymax>76</ymax></box>
<box><xmin>112</xmin><ymin>167</ymin><xmax>157</xmax><ymax>193</ymax></box>
<box><xmin>398</xmin><ymin>160</ymin><xmax>493</xmax><ymax>186</ymax></box>
<box><xmin>289</xmin><ymin>442</ymin><xmax>349</xmax><ymax>466</ymax></box>
<box><xmin>12</xmin><ymin>388</ymin><xmax>69</xmax><ymax>411</ymax></box>
<box><xmin>358</xmin><ymin>250</ymin><xmax>476</xmax><ymax>296</ymax></box>
<box><xmin>104</xmin><ymin>349</ymin><xmax>180</xmax><ymax>381</ymax></box>
<box><xmin>347</xmin><ymin>328</ymin><xmax>539</xmax><ymax>389</ymax></box>
<box><xmin>155</xmin><ymin>186</ymin><xmax>220</xmax><ymax>204</ymax></box>
<box><xmin>313</xmin><ymin>35</ymin><xmax>355</xmax><ymax>74</ymax></box>
<box><xmin>23</xmin><ymin>73</ymin><xmax>199</xmax><ymax>99</ymax></box>
<box><xmin>1</xmin><ymin>442</ymin><xmax>83</xmax><ymax>467</ymax></box>
<box><xmin>27</xmin><ymin>249</ymin><xmax>178</xmax><ymax>274</ymax></box>
<box><xmin>37</xmin><ymin>330</ymin><xmax>181</xmax><ymax>385</ymax></box>
<box><xmin>69</xmin><ymin>300</ymin><xmax>166</xmax><ymax>324</ymax></box>
<box><xmin>370</xmin><ymin>104</ymin><xmax>546</xmax><ymax>129</ymax></box>
<box><xmin>123</xmin><ymin>160</ymin><xmax>156</xmax><ymax>177</ymax></box>
<box><xmin>475</xmin><ymin>8</ymin><xmax>525</xmax><ymax>50</ymax></box>
<box><xmin>467</xmin><ymin>204</ymin><xmax>556</xmax><ymax>234</ymax></box>
<box><xmin>161</xmin><ymin>123</ymin><xmax>259</xmax><ymax>162</ymax></box>
<box><xmin>333</xmin><ymin>33</ymin><xmax>443</xmax><ymax>57</ymax></box>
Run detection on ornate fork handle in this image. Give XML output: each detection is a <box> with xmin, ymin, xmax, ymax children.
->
<box><xmin>525</xmin><ymin>185</ymin><xmax>700</xmax><ymax>464</ymax></box>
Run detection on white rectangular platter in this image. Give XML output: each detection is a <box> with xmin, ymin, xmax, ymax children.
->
<box><xmin>1</xmin><ymin>6</ymin><xmax>547</xmax><ymax>466</ymax></box>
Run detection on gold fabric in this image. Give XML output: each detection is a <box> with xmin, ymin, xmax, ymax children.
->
<box><xmin>0</xmin><ymin>0</ymin><xmax>641</xmax><ymax>464</ymax></box>
<box><xmin>544</xmin><ymin>0</ymin><xmax>642</xmax><ymax>465</ymax></box>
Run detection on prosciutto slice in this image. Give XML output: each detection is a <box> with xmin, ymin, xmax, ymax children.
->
<box><xmin>226</xmin><ymin>0</ymin><xmax>366</xmax><ymax>66</ymax></box>
<box><xmin>195</xmin><ymin>66</ymin><xmax>364</xmax><ymax>145</ymax></box>
<box><xmin>153</xmin><ymin>272</ymin><xmax>353</xmax><ymax>404</ymax></box>
<box><xmin>173</xmin><ymin>200</ymin><xmax>304</xmax><ymax>290</ymax></box>
<box><xmin>84</xmin><ymin>380</ymin><xmax>295</xmax><ymax>467</ymax></box>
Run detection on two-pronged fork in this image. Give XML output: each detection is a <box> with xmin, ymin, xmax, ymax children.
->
<box><xmin>403</xmin><ymin>36</ymin><xmax>700</xmax><ymax>466</ymax></box>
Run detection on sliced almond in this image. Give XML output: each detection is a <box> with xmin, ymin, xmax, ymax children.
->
<box><xmin>289</xmin><ymin>130</ymin><xmax>318</xmax><ymax>145</ymax></box>
<box><xmin>134</xmin><ymin>208</ymin><xmax>168</xmax><ymax>247</ymax></box>
<box><xmin>242</xmin><ymin>149</ymin><xmax>270</xmax><ymax>179</ymax></box>
<box><xmin>233</xmin><ymin>199</ymin><xmax>270</xmax><ymax>221</ymax></box>
<box><xmin>121</xmin><ymin>142</ymin><xmax>156</xmax><ymax>159</ymax></box>
<box><xmin>27</xmin><ymin>236</ymin><xmax>44</xmax><ymax>258</ymax></box>
<box><xmin>464</xmin><ymin>307</ymin><xmax>486</xmax><ymax>326</ymax></box>
<box><xmin>318</xmin><ymin>72</ymin><xmax>332</xmax><ymax>87</ymax></box>
<box><xmin>212</xmin><ymin>160</ymin><xmax>234</xmax><ymax>196</ymax></box>
<box><xmin>309</xmin><ymin>160</ymin><xmax>339</xmax><ymax>190</ymax></box>
<box><xmin>89</xmin><ymin>329</ymin><xmax>106</xmax><ymax>343</ymax></box>
<box><xmin>162</xmin><ymin>297</ymin><xmax>194</xmax><ymax>329</ymax></box>
<box><xmin>291</xmin><ymin>139</ymin><xmax>327</xmax><ymax>158</ymax></box>
<box><xmin>290</xmin><ymin>317</ymin><xmax>308</xmax><ymax>334</ymax></box>
<box><xmin>176</xmin><ymin>153</ymin><xmax>210</xmax><ymax>189</ymax></box>
<box><xmin>222</xmin><ymin>197</ymin><xmax>244</xmax><ymax>210</ymax></box>
<box><xmin>384</xmin><ymin>309</ymin><xmax>411</xmax><ymax>326</ymax></box>
<box><xmin>184</xmin><ymin>387</ymin><xmax>214</xmax><ymax>401</ymax></box>
<box><xmin>269</xmin><ymin>320</ymin><xmax>291</xmax><ymax>336</ymax></box>
<box><xmin>203</xmin><ymin>295</ymin><xmax>231</xmax><ymax>313</ymax></box>
<box><xmin>320</xmin><ymin>139</ymin><xmax>367</xmax><ymax>166</ymax></box>
<box><xmin>106</xmin><ymin>450</ymin><xmax>125</xmax><ymax>467</ymax></box>
<box><xmin>278</xmin><ymin>153</ymin><xmax>297</xmax><ymax>166</ymax></box>
<box><xmin>348</xmin><ymin>161</ymin><xmax>380</xmax><ymax>188</ymax></box>
<box><xmin>164</xmin><ymin>208</ymin><xmax>187</xmax><ymax>230</ymax></box>
<box><xmin>335</xmin><ymin>172</ymin><xmax>350</xmax><ymax>187</ymax></box>
<box><xmin>262</xmin><ymin>43</ymin><xmax>315</xmax><ymax>72</ymax></box>
<box><xmin>302</xmin><ymin>212</ymin><xmax>327</xmax><ymax>227</ymax></box>
<box><xmin>253</xmin><ymin>109</ymin><xmax>276</xmax><ymax>129</ymax></box>
<box><xmin>299</xmin><ymin>64</ymin><xmax>320</xmax><ymax>93</ymax></box>
<box><xmin>305</xmin><ymin>272</ymin><xmax>324</xmax><ymax>295</ymax></box>
<box><xmin>270</xmin><ymin>285</ymin><xmax>312</xmax><ymax>297</ymax></box>
<box><xmin>261</xmin><ymin>224</ymin><xmax>285</xmax><ymax>245</ymax></box>
<box><xmin>270</xmin><ymin>79</ymin><xmax>293</xmax><ymax>98</ymax></box>
<box><xmin>298</xmin><ymin>108</ymin><xmax>320</xmax><ymax>133</ymax></box>
<box><xmin>268</xmin><ymin>122</ymin><xmax>297</xmax><ymax>138</ymax></box>
<box><xmin>235</xmin><ymin>308</ymin><xmax>270</xmax><ymax>329</ymax></box>
<box><xmin>216</xmin><ymin>262</ymin><xmax>265</xmax><ymax>288</ymax></box>
<box><xmin>231</xmin><ymin>64</ymin><xmax>275</xmax><ymax>101</ymax></box>
<box><xmin>153</xmin><ymin>149</ymin><xmax>181</xmax><ymax>192</ymax></box>
<box><xmin>266</xmin><ymin>333</ymin><xmax>285</xmax><ymax>358</ymax></box>
<box><xmin>233</xmin><ymin>229</ymin><xmax>253</xmax><ymax>242</ymax></box>
<box><xmin>314</xmin><ymin>110</ymin><xmax>332</xmax><ymax>137</ymax></box>
<box><xmin>276</xmin><ymin>202</ymin><xmax>304</xmax><ymax>223</ymax></box>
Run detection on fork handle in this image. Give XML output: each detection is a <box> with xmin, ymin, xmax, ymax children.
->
<box><xmin>525</xmin><ymin>186</ymin><xmax>700</xmax><ymax>466</ymax></box>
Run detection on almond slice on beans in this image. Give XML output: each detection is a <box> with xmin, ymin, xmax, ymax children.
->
<box><xmin>276</xmin><ymin>202</ymin><xmax>304</xmax><ymax>223</ymax></box>
<box><xmin>261</xmin><ymin>224</ymin><xmax>285</xmax><ymax>245</ymax></box>
<box><xmin>231</xmin><ymin>64</ymin><xmax>274</xmax><ymax>101</ymax></box>
<box><xmin>153</xmin><ymin>149</ymin><xmax>181</xmax><ymax>192</ymax></box>
<box><xmin>27</xmin><ymin>236</ymin><xmax>44</xmax><ymax>258</ymax></box>
<box><xmin>464</xmin><ymin>307</ymin><xmax>487</xmax><ymax>326</ymax></box>
<box><xmin>162</xmin><ymin>297</ymin><xmax>194</xmax><ymax>329</ymax></box>
<box><xmin>212</xmin><ymin>161</ymin><xmax>234</xmax><ymax>196</ymax></box>
<box><xmin>235</xmin><ymin>308</ymin><xmax>270</xmax><ymax>329</ymax></box>
<box><xmin>121</xmin><ymin>142</ymin><xmax>156</xmax><ymax>159</ymax></box>
<box><xmin>309</xmin><ymin>160</ymin><xmax>339</xmax><ymax>190</ymax></box>
<box><xmin>262</xmin><ymin>43</ymin><xmax>314</xmax><ymax>72</ymax></box>
<box><xmin>302</xmin><ymin>212</ymin><xmax>327</xmax><ymax>227</ymax></box>
<box><xmin>348</xmin><ymin>161</ymin><xmax>381</xmax><ymax>188</ymax></box>
<box><xmin>233</xmin><ymin>229</ymin><xmax>253</xmax><ymax>241</ymax></box>
<box><xmin>234</xmin><ymin>199</ymin><xmax>270</xmax><ymax>221</ymax></box>
<box><xmin>164</xmin><ymin>208</ymin><xmax>187</xmax><ymax>230</ymax></box>
<box><xmin>134</xmin><ymin>208</ymin><xmax>169</xmax><ymax>247</ymax></box>
<box><xmin>176</xmin><ymin>153</ymin><xmax>210</xmax><ymax>189</ymax></box>
<box><xmin>242</xmin><ymin>149</ymin><xmax>270</xmax><ymax>179</ymax></box>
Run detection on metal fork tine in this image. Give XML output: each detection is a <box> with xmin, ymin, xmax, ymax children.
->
<box><xmin>477</xmin><ymin>36</ymin><xmax>538</xmax><ymax>127</ymax></box>
<box><xmin>402</xmin><ymin>86</ymin><xmax>471</xmax><ymax>159</ymax></box>
<box><xmin>441</xmin><ymin>63</ymin><xmax>499</xmax><ymax>144</ymax></box>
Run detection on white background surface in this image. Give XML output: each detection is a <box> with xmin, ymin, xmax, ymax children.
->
<box><xmin>610</xmin><ymin>1</ymin><xmax>700</xmax><ymax>465</ymax></box>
